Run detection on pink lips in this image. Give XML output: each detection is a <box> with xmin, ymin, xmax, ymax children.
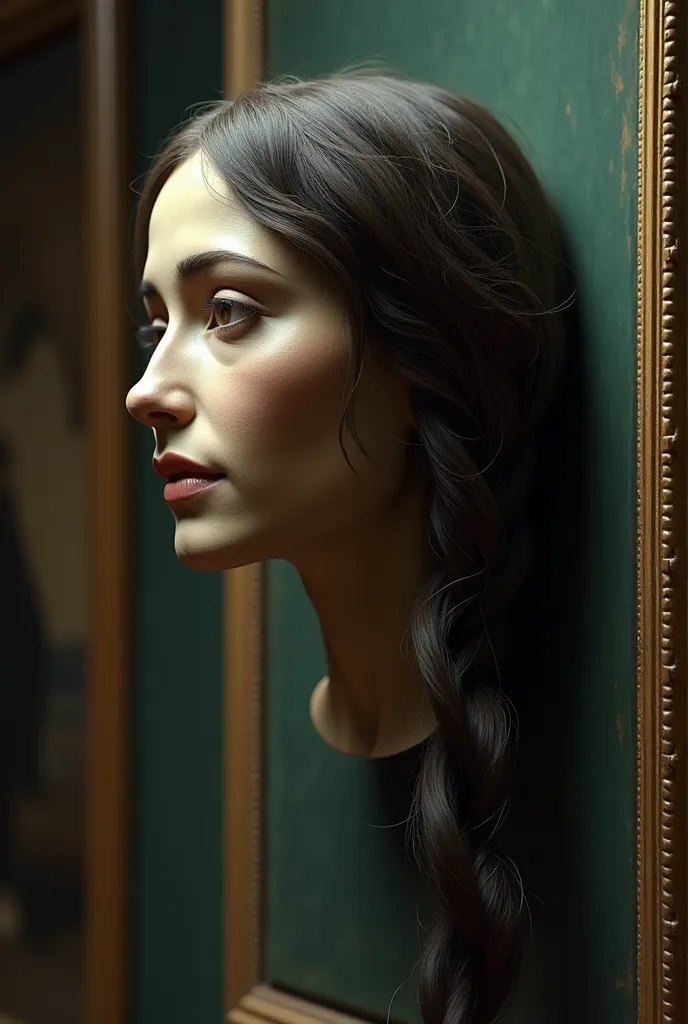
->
<box><xmin>152</xmin><ymin>453</ymin><xmax>225</xmax><ymax>505</ymax></box>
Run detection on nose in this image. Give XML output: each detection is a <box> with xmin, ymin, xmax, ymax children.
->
<box><xmin>126</xmin><ymin>374</ymin><xmax>195</xmax><ymax>429</ymax></box>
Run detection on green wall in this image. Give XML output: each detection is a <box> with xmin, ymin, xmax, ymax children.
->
<box><xmin>264</xmin><ymin>2</ymin><xmax>638</xmax><ymax>1022</ymax></box>
<box><xmin>130</xmin><ymin>3</ymin><xmax>224</xmax><ymax>1022</ymax></box>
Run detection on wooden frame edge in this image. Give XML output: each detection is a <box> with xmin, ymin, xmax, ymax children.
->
<box><xmin>84</xmin><ymin>1</ymin><xmax>131</xmax><ymax>1023</ymax></box>
<box><xmin>223</xmin><ymin>0</ymin><xmax>265</xmax><ymax>1012</ymax></box>
<box><xmin>637</xmin><ymin>1</ymin><xmax>687</xmax><ymax>1022</ymax></box>
<box><xmin>224</xmin><ymin>561</ymin><xmax>264</xmax><ymax>1006</ymax></box>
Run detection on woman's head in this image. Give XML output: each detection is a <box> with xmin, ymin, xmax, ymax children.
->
<box><xmin>128</xmin><ymin>147</ymin><xmax>413</xmax><ymax>570</ymax></box>
<box><xmin>128</xmin><ymin>71</ymin><xmax>568</xmax><ymax>1024</ymax></box>
<box><xmin>127</xmin><ymin>72</ymin><xmax>564</xmax><ymax>573</ymax></box>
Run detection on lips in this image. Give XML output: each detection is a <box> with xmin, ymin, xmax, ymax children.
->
<box><xmin>153</xmin><ymin>453</ymin><xmax>225</xmax><ymax>504</ymax></box>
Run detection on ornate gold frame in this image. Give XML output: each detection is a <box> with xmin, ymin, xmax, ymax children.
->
<box><xmin>222</xmin><ymin>1</ymin><xmax>688</xmax><ymax>1021</ymax></box>
<box><xmin>1</xmin><ymin>4</ymin><xmax>132</xmax><ymax>1024</ymax></box>
<box><xmin>637</xmin><ymin>1</ymin><xmax>687</xmax><ymax>1021</ymax></box>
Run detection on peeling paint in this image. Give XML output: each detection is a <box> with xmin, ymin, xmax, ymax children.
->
<box><xmin>620</xmin><ymin>111</ymin><xmax>631</xmax><ymax>157</ymax></box>
<box><xmin>611</xmin><ymin>63</ymin><xmax>625</xmax><ymax>98</ymax></box>
<box><xmin>619</xmin><ymin>109</ymin><xmax>631</xmax><ymax>204</ymax></box>
<box><xmin>609</xmin><ymin>159</ymin><xmax>615</xmax><ymax>173</ymax></box>
<box><xmin>611</xmin><ymin>17</ymin><xmax>626</xmax><ymax>101</ymax></box>
<box><xmin>565</xmin><ymin>102</ymin><xmax>572</xmax><ymax>116</ymax></box>
<box><xmin>613</xmin><ymin>0</ymin><xmax>638</xmax><ymax>211</ymax></box>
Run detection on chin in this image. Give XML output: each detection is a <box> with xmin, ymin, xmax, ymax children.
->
<box><xmin>172</xmin><ymin>518</ymin><xmax>269</xmax><ymax>572</ymax></box>
<box><xmin>176</xmin><ymin>548</ymin><xmax>234</xmax><ymax>572</ymax></box>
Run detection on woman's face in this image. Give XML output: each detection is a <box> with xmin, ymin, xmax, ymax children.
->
<box><xmin>126</xmin><ymin>152</ymin><xmax>414</xmax><ymax>571</ymax></box>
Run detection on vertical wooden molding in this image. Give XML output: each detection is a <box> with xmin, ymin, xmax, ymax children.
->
<box><xmin>222</xmin><ymin>3</ymin><xmax>265</xmax><ymax>1014</ymax></box>
<box><xmin>224</xmin><ymin>563</ymin><xmax>264</xmax><ymax>1007</ymax></box>
<box><xmin>637</xmin><ymin>1</ymin><xmax>687</xmax><ymax>1021</ymax></box>
<box><xmin>224</xmin><ymin>0</ymin><xmax>264</xmax><ymax>99</ymax></box>
<box><xmin>84</xmin><ymin>1</ymin><xmax>131</xmax><ymax>1023</ymax></box>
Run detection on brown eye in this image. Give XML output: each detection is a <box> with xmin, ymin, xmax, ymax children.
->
<box><xmin>203</xmin><ymin>296</ymin><xmax>260</xmax><ymax>335</ymax></box>
<box><xmin>215</xmin><ymin>303</ymin><xmax>233</xmax><ymax>327</ymax></box>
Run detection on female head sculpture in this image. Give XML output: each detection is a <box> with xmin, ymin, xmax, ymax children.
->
<box><xmin>127</xmin><ymin>71</ymin><xmax>567</xmax><ymax>1024</ymax></box>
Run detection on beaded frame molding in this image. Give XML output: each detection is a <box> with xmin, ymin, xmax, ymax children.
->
<box><xmin>637</xmin><ymin>1</ymin><xmax>687</xmax><ymax>1022</ymax></box>
<box><xmin>222</xmin><ymin>2</ymin><xmax>688</xmax><ymax>1022</ymax></box>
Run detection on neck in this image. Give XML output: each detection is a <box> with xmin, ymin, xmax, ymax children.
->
<box><xmin>289</xmin><ymin>466</ymin><xmax>437</xmax><ymax>759</ymax></box>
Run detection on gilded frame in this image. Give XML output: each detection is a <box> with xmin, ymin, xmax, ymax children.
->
<box><xmin>636</xmin><ymin>1</ymin><xmax>687</xmax><ymax>1021</ymax></box>
<box><xmin>222</xmin><ymin>1</ymin><xmax>688</xmax><ymax>1021</ymax></box>
<box><xmin>1</xmin><ymin>3</ymin><xmax>132</xmax><ymax>1023</ymax></box>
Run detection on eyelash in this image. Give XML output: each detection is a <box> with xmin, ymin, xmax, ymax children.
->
<box><xmin>136</xmin><ymin>296</ymin><xmax>260</xmax><ymax>351</ymax></box>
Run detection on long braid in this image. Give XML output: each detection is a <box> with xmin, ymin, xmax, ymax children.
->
<box><xmin>410</xmin><ymin>422</ymin><xmax>536</xmax><ymax>1023</ymax></box>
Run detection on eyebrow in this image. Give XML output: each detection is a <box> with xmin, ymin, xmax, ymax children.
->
<box><xmin>139</xmin><ymin>249</ymin><xmax>284</xmax><ymax>298</ymax></box>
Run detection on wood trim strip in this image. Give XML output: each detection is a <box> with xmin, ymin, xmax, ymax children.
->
<box><xmin>223</xmin><ymin>1</ymin><xmax>266</xmax><ymax>1015</ymax></box>
<box><xmin>637</xmin><ymin>1</ymin><xmax>687</xmax><ymax>1022</ymax></box>
<box><xmin>224</xmin><ymin>562</ymin><xmax>264</xmax><ymax>1006</ymax></box>
<box><xmin>225</xmin><ymin>0</ymin><xmax>264</xmax><ymax>98</ymax></box>
<box><xmin>84</xmin><ymin>2</ymin><xmax>131</xmax><ymax>1023</ymax></box>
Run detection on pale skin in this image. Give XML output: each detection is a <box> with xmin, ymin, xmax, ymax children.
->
<box><xmin>126</xmin><ymin>151</ymin><xmax>437</xmax><ymax>758</ymax></box>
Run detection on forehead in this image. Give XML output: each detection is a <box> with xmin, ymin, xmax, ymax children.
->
<box><xmin>145</xmin><ymin>151</ymin><xmax>284</xmax><ymax>279</ymax></box>
<box><xmin>149</xmin><ymin>152</ymin><xmax>229</xmax><ymax>239</ymax></box>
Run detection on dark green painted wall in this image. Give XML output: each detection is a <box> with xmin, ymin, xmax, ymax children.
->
<box><xmin>130</xmin><ymin>3</ymin><xmax>224</xmax><ymax>1022</ymax></box>
<box><xmin>264</xmin><ymin>2</ymin><xmax>638</xmax><ymax>1022</ymax></box>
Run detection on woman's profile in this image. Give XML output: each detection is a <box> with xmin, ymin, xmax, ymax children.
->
<box><xmin>127</xmin><ymin>71</ymin><xmax>567</xmax><ymax>1024</ymax></box>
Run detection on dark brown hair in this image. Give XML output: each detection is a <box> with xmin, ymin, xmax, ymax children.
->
<box><xmin>135</xmin><ymin>72</ymin><xmax>567</xmax><ymax>1024</ymax></box>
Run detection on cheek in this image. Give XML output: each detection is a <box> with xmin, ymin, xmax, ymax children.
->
<box><xmin>208</xmin><ymin>344</ymin><xmax>349</xmax><ymax>465</ymax></box>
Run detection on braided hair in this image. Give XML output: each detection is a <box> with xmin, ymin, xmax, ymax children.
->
<box><xmin>136</xmin><ymin>71</ymin><xmax>567</xmax><ymax>1024</ymax></box>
